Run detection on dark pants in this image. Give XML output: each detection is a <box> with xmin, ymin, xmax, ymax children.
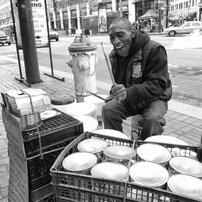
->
<box><xmin>102</xmin><ymin>99</ymin><xmax>167</xmax><ymax>140</ymax></box>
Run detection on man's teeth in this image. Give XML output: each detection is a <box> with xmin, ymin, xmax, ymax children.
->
<box><xmin>116</xmin><ymin>45</ymin><xmax>123</xmax><ymax>50</ymax></box>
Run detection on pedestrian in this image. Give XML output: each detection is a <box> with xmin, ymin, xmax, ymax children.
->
<box><xmin>102</xmin><ymin>17</ymin><xmax>172</xmax><ymax>140</ymax></box>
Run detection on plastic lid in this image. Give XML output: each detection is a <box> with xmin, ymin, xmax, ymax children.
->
<box><xmin>168</xmin><ymin>174</ymin><xmax>202</xmax><ymax>201</ymax></box>
<box><xmin>145</xmin><ymin>135</ymin><xmax>188</xmax><ymax>145</ymax></box>
<box><xmin>137</xmin><ymin>143</ymin><xmax>171</xmax><ymax>164</ymax></box>
<box><xmin>129</xmin><ymin>161</ymin><xmax>169</xmax><ymax>187</ymax></box>
<box><xmin>62</xmin><ymin>152</ymin><xmax>97</xmax><ymax>172</ymax></box>
<box><xmin>91</xmin><ymin>162</ymin><xmax>128</xmax><ymax>181</ymax></box>
<box><xmin>104</xmin><ymin>145</ymin><xmax>136</xmax><ymax>160</ymax></box>
<box><xmin>93</xmin><ymin>129</ymin><xmax>129</xmax><ymax>139</ymax></box>
<box><xmin>73</xmin><ymin>115</ymin><xmax>98</xmax><ymax>132</ymax></box>
<box><xmin>54</xmin><ymin>102</ymin><xmax>96</xmax><ymax>117</ymax></box>
<box><xmin>68</xmin><ymin>34</ymin><xmax>97</xmax><ymax>53</ymax></box>
<box><xmin>169</xmin><ymin>156</ymin><xmax>202</xmax><ymax>177</ymax></box>
<box><xmin>77</xmin><ymin>138</ymin><xmax>108</xmax><ymax>153</ymax></box>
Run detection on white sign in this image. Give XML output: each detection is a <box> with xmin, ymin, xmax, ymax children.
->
<box><xmin>32</xmin><ymin>0</ymin><xmax>48</xmax><ymax>47</ymax></box>
<box><xmin>13</xmin><ymin>0</ymin><xmax>48</xmax><ymax>48</ymax></box>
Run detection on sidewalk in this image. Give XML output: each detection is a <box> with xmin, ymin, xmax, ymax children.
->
<box><xmin>0</xmin><ymin>57</ymin><xmax>202</xmax><ymax>201</ymax></box>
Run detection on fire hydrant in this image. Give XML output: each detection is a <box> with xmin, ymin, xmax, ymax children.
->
<box><xmin>67</xmin><ymin>34</ymin><xmax>97</xmax><ymax>102</ymax></box>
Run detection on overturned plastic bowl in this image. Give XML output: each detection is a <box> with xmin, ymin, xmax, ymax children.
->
<box><xmin>103</xmin><ymin>145</ymin><xmax>136</xmax><ymax>165</ymax></box>
<box><xmin>169</xmin><ymin>156</ymin><xmax>202</xmax><ymax>178</ymax></box>
<box><xmin>62</xmin><ymin>152</ymin><xmax>97</xmax><ymax>175</ymax></box>
<box><xmin>91</xmin><ymin>162</ymin><xmax>128</xmax><ymax>181</ymax></box>
<box><xmin>137</xmin><ymin>143</ymin><xmax>171</xmax><ymax>165</ymax></box>
<box><xmin>78</xmin><ymin>138</ymin><xmax>108</xmax><ymax>153</ymax></box>
<box><xmin>129</xmin><ymin>161</ymin><xmax>169</xmax><ymax>188</ymax></box>
<box><xmin>93</xmin><ymin>129</ymin><xmax>129</xmax><ymax>139</ymax></box>
<box><xmin>145</xmin><ymin>135</ymin><xmax>188</xmax><ymax>145</ymax></box>
<box><xmin>167</xmin><ymin>174</ymin><xmax>202</xmax><ymax>201</ymax></box>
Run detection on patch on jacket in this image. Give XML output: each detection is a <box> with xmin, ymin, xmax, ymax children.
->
<box><xmin>132</xmin><ymin>62</ymin><xmax>142</xmax><ymax>78</ymax></box>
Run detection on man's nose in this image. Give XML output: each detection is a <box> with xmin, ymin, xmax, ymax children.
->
<box><xmin>113</xmin><ymin>36</ymin><xmax>120</xmax><ymax>44</ymax></box>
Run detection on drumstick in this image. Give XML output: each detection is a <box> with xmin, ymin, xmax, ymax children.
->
<box><xmin>101</xmin><ymin>42</ymin><xmax>116</xmax><ymax>85</ymax></box>
<box><xmin>87</xmin><ymin>91</ymin><xmax>107</xmax><ymax>102</ymax></box>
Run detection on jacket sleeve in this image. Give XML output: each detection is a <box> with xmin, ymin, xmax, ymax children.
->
<box><xmin>126</xmin><ymin>45</ymin><xmax>169</xmax><ymax>104</ymax></box>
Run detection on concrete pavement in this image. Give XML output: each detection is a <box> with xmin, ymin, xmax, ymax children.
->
<box><xmin>0</xmin><ymin>55</ymin><xmax>202</xmax><ymax>201</ymax></box>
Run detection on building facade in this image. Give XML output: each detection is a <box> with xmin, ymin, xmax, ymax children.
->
<box><xmin>0</xmin><ymin>0</ymin><xmax>202</xmax><ymax>35</ymax></box>
<box><xmin>168</xmin><ymin>0</ymin><xmax>202</xmax><ymax>25</ymax></box>
<box><xmin>50</xmin><ymin>0</ymin><xmax>170</xmax><ymax>34</ymax></box>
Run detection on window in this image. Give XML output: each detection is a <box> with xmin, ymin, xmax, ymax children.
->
<box><xmin>192</xmin><ymin>22</ymin><xmax>201</xmax><ymax>26</ymax></box>
<box><xmin>186</xmin><ymin>1</ymin><xmax>188</xmax><ymax>8</ymax></box>
<box><xmin>182</xmin><ymin>23</ymin><xmax>191</xmax><ymax>27</ymax></box>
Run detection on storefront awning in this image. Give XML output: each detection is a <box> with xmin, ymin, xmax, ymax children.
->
<box><xmin>138</xmin><ymin>9</ymin><xmax>159</xmax><ymax>20</ymax></box>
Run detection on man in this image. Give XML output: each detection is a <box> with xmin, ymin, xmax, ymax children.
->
<box><xmin>102</xmin><ymin>17</ymin><xmax>172</xmax><ymax>140</ymax></box>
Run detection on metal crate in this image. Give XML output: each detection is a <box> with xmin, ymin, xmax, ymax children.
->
<box><xmin>50</xmin><ymin>132</ymin><xmax>201</xmax><ymax>202</ymax></box>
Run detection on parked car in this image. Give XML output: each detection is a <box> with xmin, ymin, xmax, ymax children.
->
<box><xmin>0</xmin><ymin>31</ymin><xmax>11</xmax><ymax>45</ymax></box>
<box><xmin>49</xmin><ymin>30</ymin><xmax>59</xmax><ymax>41</ymax></box>
<box><xmin>164</xmin><ymin>21</ymin><xmax>202</xmax><ymax>37</ymax></box>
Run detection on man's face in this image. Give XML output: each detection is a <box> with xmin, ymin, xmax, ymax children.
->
<box><xmin>109</xmin><ymin>22</ymin><xmax>135</xmax><ymax>57</ymax></box>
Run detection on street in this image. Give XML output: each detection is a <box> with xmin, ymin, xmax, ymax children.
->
<box><xmin>1</xmin><ymin>34</ymin><xmax>202</xmax><ymax>107</ymax></box>
<box><xmin>0</xmin><ymin>34</ymin><xmax>202</xmax><ymax>78</ymax></box>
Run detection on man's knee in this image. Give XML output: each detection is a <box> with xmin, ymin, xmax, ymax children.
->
<box><xmin>140</xmin><ymin>118</ymin><xmax>164</xmax><ymax>140</ymax></box>
<box><xmin>142</xmin><ymin>112</ymin><xmax>166</xmax><ymax>127</ymax></box>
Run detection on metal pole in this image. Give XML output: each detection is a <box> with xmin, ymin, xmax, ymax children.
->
<box><xmin>43</xmin><ymin>0</ymin><xmax>65</xmax><ymax>81</ymax></box>
<box><xmin>188</xmin><ymin>3</ymin><xmax>190</xmax><ymax>20</ymax></box>
<box><xmin>142</xmin><ymin>0</ymin><xmax>145</xmax><ymax>16</ymax></box>
<box><xmin>159</xmin><ymin>8</ymin><xmax>161</xmax><ymax>33</ymax></box>
<box><xmin>9</xmin><ymin>0</ymin><xmax>31</xmax><ymax>86</ymax></box>
<box><xmin>9</xmin><ymin>0</ymin><xmax>22</xmax><ymax>78</ymax></box>
<box><xmin>17</xmin><ymin>0</ymin><xmax>41</xmax><ymax>84</ymax></box>
<box><xmin>166</xmin><ymin>0</ymin><xmax>169</xmax><ymax>28</ymax></box>
<box><xmin>119</xmin><ymin>0</ymin><xmax>123</xmax><ymax>17</ymax></box>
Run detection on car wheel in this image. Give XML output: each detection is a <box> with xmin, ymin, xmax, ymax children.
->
<box><xmin>8</xmin><ymin>42</ymin><xmax>11</xmax><ymax>45</ymax></box>
<box><xmin>56</xmin><ymin>38</ymin><xmax>59</xmax><ymax>41</ymax></box>
<box><xmin>169</xmin><ymin>31</ymin><xmax>176</xmax><ymax>37</ymax></box>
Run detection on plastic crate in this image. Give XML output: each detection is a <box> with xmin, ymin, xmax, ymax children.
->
<box><xmin>23</xmin><ymin>108</ymin><xmax>83</xmax><ymax>158</ymax></box>
<box><xmin>29</xmin><ymin>184</ymin><xmax>53</xmax><ymax>202</ymax></box>
<box><xmin>50</xmin><ymin>132</ymin><xmax>201</xmax><ymax>202</ymax></box>
<box><xmin>28</xmin><ymin>139</ymin><xmax>74</xmax><ymax>191</ymax></box>
<box><xmin>2</xmin><ymin>106</ymin><xmax>83</xmax><ymax>158</ymax></box>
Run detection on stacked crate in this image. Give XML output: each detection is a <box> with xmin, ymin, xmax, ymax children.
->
<box><xmin>2</xmin><ymin>106</ymin><xmax>83</xmax><ymax>202</ymax></box>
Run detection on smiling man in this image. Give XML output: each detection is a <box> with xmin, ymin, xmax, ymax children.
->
<box><xmin>102</xmin><ymin>17</ymin><xmax>172</xmax><ymax>140</ymax></box>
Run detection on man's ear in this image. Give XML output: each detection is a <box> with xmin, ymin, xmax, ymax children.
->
<box><xmin>131</xmin><ymin>30</ymin><xmax>136</xmax><ymax>38</ymax></box>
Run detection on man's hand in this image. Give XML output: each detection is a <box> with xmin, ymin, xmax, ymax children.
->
<box><xmin>111</xmin><ymin>84</ymin><xmax>127</xmax><ymax>101</ymax></box>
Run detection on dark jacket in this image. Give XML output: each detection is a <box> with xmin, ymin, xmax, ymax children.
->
<box><xmin>109</xmin><ymin>30</ymin><xmax>172</xmax><ymax>111</ymax></box>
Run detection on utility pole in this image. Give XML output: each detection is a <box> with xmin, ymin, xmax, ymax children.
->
<box><xmin>166</xmin><ymin>0</ymin><xmax>169</xmax><ymax>28</ymax></box>
<box><xmin>18</xmin><ymin>0</ymin><xmax>41</xmax><ymax>84</ymax></box>
<box><xmin>119</xmin><ymin>0</ymin><xmax>123</xmax><ymax>17</ymax></box>
<box><xmin>142</xmin><ymin>0</ymin><xmax>145</xmax><ymax>16</ymax></box>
